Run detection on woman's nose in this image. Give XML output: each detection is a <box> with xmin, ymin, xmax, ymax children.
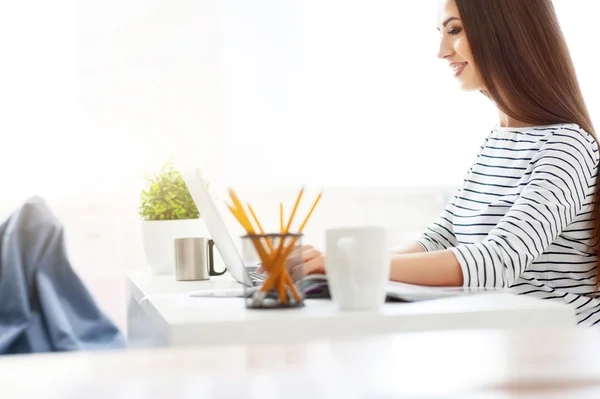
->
<box><xmin>437</xmin><ymin>38</ymin><xmax>453</xmax><ymax>60</ymax></box>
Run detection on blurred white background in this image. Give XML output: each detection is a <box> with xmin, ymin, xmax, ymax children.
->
<box><xmin>0</xmin><ymin>0</ymin><xmax>597</xmax><ymax>329</ymax></box>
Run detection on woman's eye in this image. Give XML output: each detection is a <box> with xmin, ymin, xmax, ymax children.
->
<box><xmin>448</xmin><ymin>27</ymin><xmax>462</xmax><ymax>35</ymax></box>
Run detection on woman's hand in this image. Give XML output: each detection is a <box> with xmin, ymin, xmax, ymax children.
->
<box><xmin>259</xmin><ymin>245</ymin><xmax>326</xmax><ymax>279</ymax></box>
<box><xmin>293</xmin><ymin>245</ymin><xmax>326</xmax><ymax>276</ymax></box>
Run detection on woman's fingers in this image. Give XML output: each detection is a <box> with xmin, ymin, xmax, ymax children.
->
<box><xmin>301</xmin><ymin>248</ymin><xmax>322</xmax><ymax>262</ymax></box>
<box><xmin>303</xmin><ymin>254</ymin><xmax>326</xmax><ymax>275</ymax></box>
<box><xmin>288</xmin><ymin>245</ymin><xmax>318</xmax><ymax>264</ymax></box>
<box><xmin>260</xmin><ymin>245</ymin><xmax>325</xmax><ymax>278</ymax></box>
<box><xmin>291</xmin><ymin>245</ymin><xmax>312</xmax><ymax>256</ymax></box>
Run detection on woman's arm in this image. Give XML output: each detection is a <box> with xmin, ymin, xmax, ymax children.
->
<box><xmin>392</xmin><ymin>132</ymin><xmax>598</xmax><ymax>289</ymax></box>
<box><xmin>393</xmin><ymin>241</ymin><xmax>426</xmax><ymax>255</ymax></box>
<box><xmin>301</xmin><ymin>242</ymin><xmax>463</xmax><ymax>284</ymax></box>
<box><xmin>415</xmin><ymin>193</ymin><xmax>460</xmax><ymax>252</ymax></box>
<box><xmin>389</xmin><ymin>250</ymin><xmax>463</xmax><ymax>286</ymax></box>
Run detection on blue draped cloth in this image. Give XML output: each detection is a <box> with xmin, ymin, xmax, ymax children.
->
<box><xmin>0</xmin><ymin>196</ymin><xmax>126</xmax><ymax>354</ymax></box>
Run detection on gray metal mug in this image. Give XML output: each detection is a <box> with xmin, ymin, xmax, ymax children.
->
<box><xmin>173</xmin><ymin>237</ymin><xmax>226</xmax><ymax>281</ymax></box>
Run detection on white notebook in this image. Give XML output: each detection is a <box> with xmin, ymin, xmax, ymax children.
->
<box><xmin>296</xmin><ymin>273</ymin><xmax>496</xmax><ymax>302</ymax></box>
<box><xmin>190</xmin><ymin>273</ymin><xmax>497</xmax><ymax>302</ymax></box>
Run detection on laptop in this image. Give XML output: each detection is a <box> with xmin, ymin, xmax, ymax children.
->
<box><xmin>180</xmin><ymin>167</ymin><xmax>266</xmax><ymax>288</ymax></box>
<box><xmin>181</xmin><ymin>167</ymin><xmax>493</xmax><ymax>301</ymax></box>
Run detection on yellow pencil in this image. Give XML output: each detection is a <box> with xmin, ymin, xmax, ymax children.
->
<box><xmin>280</xmin><ymin>203</ymin><xmax>284</xmax><ymax>233</ymax></box>
<box><xmin>261</xmin><ymin>191</ymin><xmax>323</xmax><ymax>295</ymax></box>
<box><xmin>248</xmin><ymin>203</ymin><xmax>274</xmax><ymax>253</ymax></box>
<box><xmin>226</xmin><ymin>187</ymin><xmax>322</xmax><ymax>304</ymax></box>
<box><xmin>284</xmin><ymin>187</ymin><xmax>304</xmax><ymax>233</ymax></box>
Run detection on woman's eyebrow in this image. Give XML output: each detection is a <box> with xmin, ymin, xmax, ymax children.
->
<box><xmin>437</xmin><ymin>16</ymin><xmax>461</xmax><ymax>31</ymax></box>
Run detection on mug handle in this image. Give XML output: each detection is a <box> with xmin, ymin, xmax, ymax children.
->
<box><xmin>208</xmin><ymin>239</ymin><xmax>226</xmax><ymax>276</ymax></box>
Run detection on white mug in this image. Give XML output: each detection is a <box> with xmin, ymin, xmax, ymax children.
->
<box><xmin>325</xmin><ymin>226</ymin><xmax>390</xmax><ymax>311</ymax></box>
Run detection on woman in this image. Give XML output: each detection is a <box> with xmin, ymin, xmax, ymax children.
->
<box><xmin>300</xmin><ymin>0</ymin><xmax>600</xmax><ymax>327</ymax></box>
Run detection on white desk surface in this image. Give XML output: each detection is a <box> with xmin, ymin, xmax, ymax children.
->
<box><xmin>2</xmin><ymin>328</ymin><xmax>600</xmax><ymax>398</ymax></box>
<box><xmin>126</xmin><ymin>269</ymin><xmax>576</xmax><ymax>346</ymax></box>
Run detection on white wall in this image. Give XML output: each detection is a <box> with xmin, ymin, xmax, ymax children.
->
<box><xmin>2</xmin><ymin>0</ymin><xmax>595</xmax><ymax>200</ymax></box>
<box><xmin>73</xmin><ymin>0</ymin><xmax>500</xmax><ymax>192</ymax></box>
<box><xmin>216</xmin><ymin>0</ymin><xmax>315</xmax><ymax>185</ymax></box>
<box><xmin>77</xmin><ymin>0</ymin><xmax>226</xmax><ymax>200</ymax></box>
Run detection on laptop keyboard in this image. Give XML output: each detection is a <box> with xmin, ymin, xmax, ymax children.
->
<box><xmin>249</xmin><ymin>271</ymin><xmax>267</xmax><ymax>281</ymax></box>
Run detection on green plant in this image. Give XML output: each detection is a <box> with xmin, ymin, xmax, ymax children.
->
<box><xmin>138</xmin><ymin>159</ymin><xmax>204</xmax><ymax>221</ymax></box>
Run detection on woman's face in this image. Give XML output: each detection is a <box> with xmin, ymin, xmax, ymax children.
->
<box><xmin>437</xmin><ymin>0</ymin><xmax>482</xmax><ymax>91</ymax></box>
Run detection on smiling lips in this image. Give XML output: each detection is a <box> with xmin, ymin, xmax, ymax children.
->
<box><xmin>450</xmin><ymin>62</ymin><xmax>467</xmax><ymax>77</ymax></box>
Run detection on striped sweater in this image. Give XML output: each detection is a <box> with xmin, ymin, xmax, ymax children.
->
<box><xmin>416</xmin><ymin>123</ymin><xmax>600</xmax><ymax>327</ymax></box>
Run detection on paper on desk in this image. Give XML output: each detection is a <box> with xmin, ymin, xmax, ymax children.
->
<box><xmin>386</xmin><ymin>281</ymin><xmax>498</xmax><ymax>301</ymax></box>
<box><xmin>189</xmin><ymin>286</ymin><xmax>259</xmax><ymax>298</ymax></box>
<box><xmin>186</xmin><ymin>280</ymin><xmax>497</xmax><ymax>302</ymax></box>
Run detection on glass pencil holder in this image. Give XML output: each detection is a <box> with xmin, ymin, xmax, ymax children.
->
<box><xmin>241</xmin><ymin>233</ymin><xmax>305</xmax><ymax>309</ymax></box>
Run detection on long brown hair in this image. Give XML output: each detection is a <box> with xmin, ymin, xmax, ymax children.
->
<box><xmin>455</xmin><ymin>0</ymin><xmax>599</xmax><ymax>289</ymax></box>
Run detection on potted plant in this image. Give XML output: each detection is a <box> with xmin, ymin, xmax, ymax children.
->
<box><xmin>139</xmin><ymin>159</ymin><xmax>209</xmax><ymax>274</ymax></box>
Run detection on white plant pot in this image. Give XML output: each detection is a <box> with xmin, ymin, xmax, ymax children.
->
<box><xmin>142</xmin><ymin>218</ymin><xmax>208</xmax><ymax>275</ymax></box>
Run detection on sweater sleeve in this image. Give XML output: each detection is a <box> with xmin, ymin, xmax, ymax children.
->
<box><xmin>449</xmin><ymin>131</ymin><xmax>599</xmax><ymax>288</ymax></box>
<box><xmin>415</xmin><ymin>190</ymin><xmax>460</xmax><ymax>252</ymax></box>
<box><xmin>417</xmin><ymin>134</ymin><xmax>492</xmax><ymax>252</ymax></box>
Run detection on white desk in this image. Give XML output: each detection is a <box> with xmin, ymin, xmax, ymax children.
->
<box><xmin>3</xmin><ymin>328</ymin><xmax>600</xmax><ymax>398</ymax></box>
<box><xmin>125</xmin><ymin>269</ymin><xmax>576</xmax><ymax>347</ymax></box>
